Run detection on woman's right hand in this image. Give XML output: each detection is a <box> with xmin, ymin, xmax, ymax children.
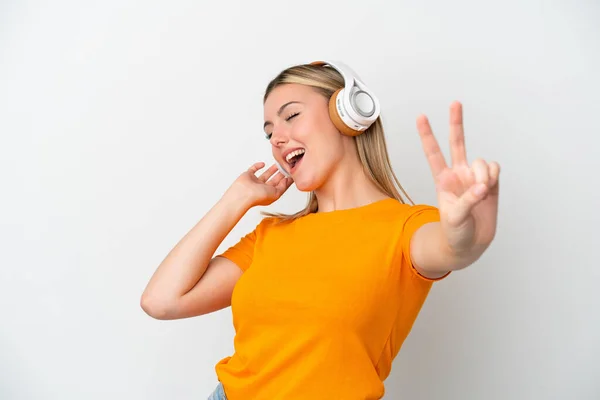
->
<box><xmin>225</xmin><ymin>162</ymin><xmax>293</xmax><ymax>208</ymax></box>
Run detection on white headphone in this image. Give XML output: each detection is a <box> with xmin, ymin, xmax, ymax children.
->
<box><xmin>274</xmin><ymin>60</ymin><xmax>381</xmax><ymax>177</ymax></box>
<box><xmin>311</xmin><ymin>60</ymin><xmax>381</xmax><ymax>136</ymax></box>
<box><xmin>276</xmin><ymin>161</ymin><xmax>291</xmax><ymax>178</ymax></box>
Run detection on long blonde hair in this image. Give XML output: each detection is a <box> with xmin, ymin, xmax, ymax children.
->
<box><xmin>262</xmin><ymin>63</ymin><xmax>413</xmax><ymax>221</ymax></box>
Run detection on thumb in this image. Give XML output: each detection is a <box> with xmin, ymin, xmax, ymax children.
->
<box><xmin>453</xmin><ymin>183</ymin><xmax>488</xmax><ymax>221</ymax></box>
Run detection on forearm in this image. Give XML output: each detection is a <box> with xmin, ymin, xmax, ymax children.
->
<box><xmin>410</xmin><ymin>222</ymin><xmax>485</xmax><ymax>273</ymax></box>
<box><xmin>142</xmin><ymin>191</ymin><xmax>251</xmax><ymax>302</ymax></box>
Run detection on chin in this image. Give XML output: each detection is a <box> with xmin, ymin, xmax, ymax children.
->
<box><xmin>294</xmin><ymin>183</ymin><xmax>314</xmax><ymax>193</ymax></box>
<box><xmin>293</xmin><ymin>174</ymin><xmax>324</xmax><ymax>193</ymax></box>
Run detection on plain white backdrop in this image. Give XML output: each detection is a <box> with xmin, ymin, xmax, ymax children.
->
<box><xmin>1</xmin><ymin>1</ymin><xmax>599</xmax><ymax>399</ymax></box>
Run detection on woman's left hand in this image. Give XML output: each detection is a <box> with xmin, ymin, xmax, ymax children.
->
<box><xmin>416</xmin><ymin>101</ymin><xmax>500</xmax><ymax>258</ymax></box>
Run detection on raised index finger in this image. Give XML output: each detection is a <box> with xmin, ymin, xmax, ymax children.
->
<box><xmin>247</xmin><ymin>162</ymin><xmax>266</xmax><ymax>174</ymax></box>
<box><xmin>417</xmin><ymin>115</ymin><xmax>447</xmax><ymax>178</ymax></box>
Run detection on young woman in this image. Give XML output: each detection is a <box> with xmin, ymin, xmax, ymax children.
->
<box><xmin>141</xmin><ymin>61</ymin><xmax>501</xmax><ymax>400</ymax></box>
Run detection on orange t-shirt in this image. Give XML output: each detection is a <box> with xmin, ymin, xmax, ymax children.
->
<box><xmin>215</xmin><ymin>198</ymin><xmax>449</xmax><ymax>399</ymax></box>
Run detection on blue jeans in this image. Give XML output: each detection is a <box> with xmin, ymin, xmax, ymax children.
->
<box><xmin>207</xmin><ymin>382</ymin><xmax>227</xmax><ymax>400</ymax></box>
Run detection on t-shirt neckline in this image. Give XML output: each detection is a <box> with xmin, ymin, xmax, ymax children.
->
<box><xmin>304</xmin><ymin>197</ymin><xmax>397</xmax><ymax>221</ymax></box>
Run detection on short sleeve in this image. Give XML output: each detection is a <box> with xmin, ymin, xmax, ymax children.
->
<box><xmin>400</xmin><ymin>204</ymin><xmax>450</xmax><ymax>282</ymax></box>
<box><xmin>218</xmin><ymin>224</ymin><xmax>259</xmax><ymax>272</ymax></box>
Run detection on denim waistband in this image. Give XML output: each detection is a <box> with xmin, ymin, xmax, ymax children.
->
<box><xmin>207</xmin><ymin>381</ymin><xmax>227</xmax><ymax>400</ymax></box>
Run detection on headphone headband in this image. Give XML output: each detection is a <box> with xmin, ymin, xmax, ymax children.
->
<box><xmin>311</xmin><ymin>60</ymin><xmax>355</xmax><ymax>95</ymax></box>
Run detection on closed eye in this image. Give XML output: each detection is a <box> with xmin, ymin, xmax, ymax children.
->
<box><xmin>264</xmin><ymin>112</ymin><xmax>300</xmax><ymax>140</ymax></box>
<box><xmin>286</xmin><ymin>112</ymin><xmax>299</xmax><ymax>121</ymax></box>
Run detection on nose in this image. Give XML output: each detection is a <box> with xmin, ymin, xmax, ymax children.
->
<box><xmin>270</xmin><ymin>126</ymin><xmax>289</xmax><ymax>147</ymax></box>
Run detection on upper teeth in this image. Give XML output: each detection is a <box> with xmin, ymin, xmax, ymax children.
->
<box><xmin>285</xmin><ymin>149</ymin><xmax>305</xmax><ymax>163</ymax></box>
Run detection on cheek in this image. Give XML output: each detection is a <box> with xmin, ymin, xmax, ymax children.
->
<box><xmin>291</xmin><ymin>118</ymin><xmax>314</xmax><ymax>143</ymax></box>
<box><xmin>292</xmin><ymin>109</ymin><xmax>333</xmax><ymax>141</ymax></box>
<box><xmin>292</xmin><ymin>115</ymin><xmax>338</xmax><ymax>148</ymax></box>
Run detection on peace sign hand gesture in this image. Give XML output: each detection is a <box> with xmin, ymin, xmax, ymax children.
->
<box><xmin>417</xmin><ymin>101</ymin><xmax>500</xmax><ymax>258</ymax></box>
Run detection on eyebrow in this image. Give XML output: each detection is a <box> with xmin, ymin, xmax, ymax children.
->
<box><xmin>263</xmin><ymin>101</ymin><xmax>302</xmax><ymax>131</ymax></box>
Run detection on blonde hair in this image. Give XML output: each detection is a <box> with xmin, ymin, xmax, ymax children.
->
<box><xmin>262</xmin><ymin>63</ymin><xmax>413</xmax><ymax>221</ymax></box>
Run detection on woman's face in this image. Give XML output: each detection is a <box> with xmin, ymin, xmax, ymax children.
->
<box><xmin>263</xmin><ymin>84</ymin><xmax>346</xmax><ymax>192</ymax></box>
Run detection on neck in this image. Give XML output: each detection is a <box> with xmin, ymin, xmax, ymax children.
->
<box><xmin>313</xmin><ymin>151</ymin><xmax>390</xmax><ymax>213</ymax></box>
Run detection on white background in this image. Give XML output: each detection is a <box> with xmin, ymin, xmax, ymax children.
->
<box><xmin>1</xmin><ymin>1</ymin><xmax>599</xmax><ymax>399</ymax></box>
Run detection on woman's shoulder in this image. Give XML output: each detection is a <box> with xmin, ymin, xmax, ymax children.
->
<box><xmin>254</xmin><ymin>215</ymin><xmax>291</xmax><ymax>232</ymax></box>
<box><xmin>255</xmin><ymin>199</ymin><xmax>438</xmax><ymax>230</ymax></box>
<box><xmin>363</xmin><ymin>197</ymin><xmax>438</xmax><ymax>217</ymax></box>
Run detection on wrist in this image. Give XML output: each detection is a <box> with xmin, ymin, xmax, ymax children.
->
<box><xmin>221</xmin><ymin>186</ymin><xmax>254</xmax><ymax>213</ymax></box>
<box><xmin>419</xmin><ymin>222</ymin><xmax>481</xmax><ymax>272</ymax></box>
<box><xmin>444</xmin><ymin>242</ymin><xmax>486</xmax><ymax>270</ymax></box>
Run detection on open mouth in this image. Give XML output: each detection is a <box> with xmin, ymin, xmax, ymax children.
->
<box><xmin>285</xmin><ymin>148</ymin><xmax>305</xmax><ymax>171</ymax></box>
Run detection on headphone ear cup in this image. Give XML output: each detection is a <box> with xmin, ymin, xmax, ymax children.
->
<box><xmin>275</xmin><ymin>160</ymin><xmax>290</xmax><ymax>178</ymax></box>
<box><xmin>328</xmin><ymin>88</ymin><xmax>364</xmax><ymax>137</ymax></box>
